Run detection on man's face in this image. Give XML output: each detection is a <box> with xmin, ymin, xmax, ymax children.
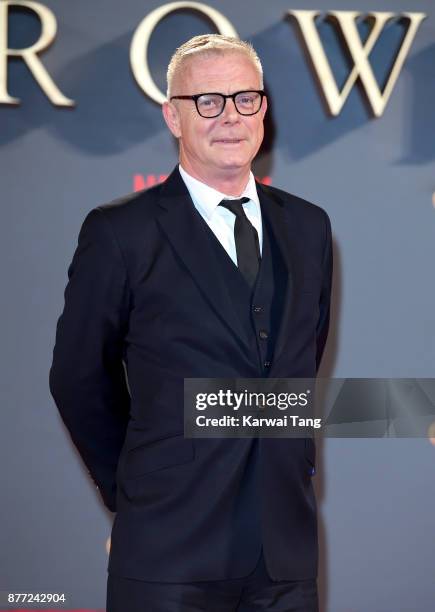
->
<box><xmin>163</xmin><ymin>52</ymin><xmax>267</xmax><ymax>183</ymax></box>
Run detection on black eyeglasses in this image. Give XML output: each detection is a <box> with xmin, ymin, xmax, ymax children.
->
<box><xmin>170</xmin><ymin>90</ymin><xmax>265</xmax><ymax>118</ymax></box>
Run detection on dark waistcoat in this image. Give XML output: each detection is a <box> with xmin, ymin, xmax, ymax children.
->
<box><xmin>198</xmin><ymin>205</ymin><xmax>288</xmax><ymax>375</ymax></box>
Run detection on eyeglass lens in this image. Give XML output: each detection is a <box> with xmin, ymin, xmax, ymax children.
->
<box><xmin>196</xmin><ymin>91</ymin><xmax>262</xmax><ymax>117</ymax></box>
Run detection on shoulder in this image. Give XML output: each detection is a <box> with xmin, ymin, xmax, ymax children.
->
<box><xmin>78</xmin><ymin>180</ymin><xmax>166</xmax><ymax>249</ymax></box>
<box><xmin>96</xmin><ymin>180</ymin><xmax>165</xmax><ymax>225</ymax></box>
<box><xmin>73</xmin><ymin>182</ymin><xmax>167</xmax><ymax>271</ymax></box>
<box><xmin>258</xmin><ymin>182</ymin><xmax>330</xmax><ymax>227</ymax></box>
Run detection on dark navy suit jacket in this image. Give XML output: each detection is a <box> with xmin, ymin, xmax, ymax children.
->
<box><xmin>49</xmin><ymin>166</ymin><xmax>332</xmax><ymax>582</ymax></box>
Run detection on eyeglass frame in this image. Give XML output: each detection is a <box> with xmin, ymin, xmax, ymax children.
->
<box><xmin>169</xmin><ymin>90</ymin><xmax>266</xmax><ymax>118</ymax></box>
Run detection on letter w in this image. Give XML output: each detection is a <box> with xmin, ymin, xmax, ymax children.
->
<box><xmin>287</xmin><ymin>10</ymin><xmax>426</xmax><ymax>117</ymax></box>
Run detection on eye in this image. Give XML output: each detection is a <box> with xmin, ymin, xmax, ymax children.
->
<box><xmin>197</xmin><ymin>95</ymin><xmax>221</xmax><ymax>109</ymax></box>
<box><xmin>240</xmin><ymin>95</ymin><xmax>254</xmax><ymax>104</ymax></box>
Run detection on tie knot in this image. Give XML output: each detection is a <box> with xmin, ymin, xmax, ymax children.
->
<box><xmin>219</xmin><ymin>197</ymin><xmax>250</xmax><ymax>218</ymax></box>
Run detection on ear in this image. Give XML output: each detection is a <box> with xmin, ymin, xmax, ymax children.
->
<box><xmin>260</xmin><ymin>95</ymin><xmax>268</xmax><ymax>119</ymax></box>
<box><xmin>162</xmin><ymin>101</ymin><xmax>181</xmax><ymax>138</ymax></box>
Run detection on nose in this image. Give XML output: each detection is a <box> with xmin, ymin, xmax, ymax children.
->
<box><xmin>221</xmin><ymin>97</ymin><xmax>240</xmax><ymax>123</ymax></box>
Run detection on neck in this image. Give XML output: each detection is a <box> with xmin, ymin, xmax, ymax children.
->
<box><xmin>179</xmin><ymin>159</ymin><xmax>250</xmax><ymax>197</ymax></box>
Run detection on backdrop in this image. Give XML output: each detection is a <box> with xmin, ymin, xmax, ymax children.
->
<box><xmin>1</xmin><ymin>1</ymin><xmax>434</xmax><ymax>611</ymax></box>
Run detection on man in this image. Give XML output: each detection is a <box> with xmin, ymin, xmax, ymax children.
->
<box><xmin>49</xmin><ymin>34</ymin><xmax>332</xmax><ymax>611</ymax></box>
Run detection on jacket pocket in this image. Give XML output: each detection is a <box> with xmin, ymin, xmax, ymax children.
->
<box><xmin>124</xmin><ymin>433</ymin><xmax>195</xmax><ymax>479</ymax></box>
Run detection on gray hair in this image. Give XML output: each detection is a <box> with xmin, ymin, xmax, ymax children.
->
<box><xmin>166</xmin><ymin>34</ymin><xmax>263</xmax><ymax>99</ymax></box>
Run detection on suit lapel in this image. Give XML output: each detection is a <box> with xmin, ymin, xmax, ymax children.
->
<box><xmin>156</xmin><ymin>168</ymin><xmax>252</xmax><ymax>352</ymax></box>
<box><xmin>256</xmin><ymin>182</ymin><xmax>298</xmax><ymax>364</ymax></box>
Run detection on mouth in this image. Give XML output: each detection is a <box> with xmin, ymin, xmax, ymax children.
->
<box><xmin>212</xmin><ymin>139</ymin><xmax>244</xmax><ymax>145</ymax></box>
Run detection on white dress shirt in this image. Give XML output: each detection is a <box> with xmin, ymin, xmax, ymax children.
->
<box><xmin>178</xmin><ymin>164</ymin><xmax>263</xmax><ymax>267</ymax></box>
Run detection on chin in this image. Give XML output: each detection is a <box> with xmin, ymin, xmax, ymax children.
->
<box><xmin>217</xmin><ymin>156</ymin><xmax>250</xmax><ymax>170</ymax></box>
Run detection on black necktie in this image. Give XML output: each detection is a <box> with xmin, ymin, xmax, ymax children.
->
<box><xmin>219</xmin><ymin>197</ymin><xmax>261</xmax><ymax>289</ymax></box>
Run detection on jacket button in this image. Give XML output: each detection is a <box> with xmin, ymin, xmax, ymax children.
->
<box><xmin>253</xmin><ymin>306</ymin><xmax>263</xmax><ymax>313</ymax></box>
<box><xmin>264</xmin><ymin>361</ymin><xmax>271</xmax><ymax>368</ymax></box>
<box><xmin>259</xmin><ymin>330</ymin><xmax>268</xmax><ymax>340</ymax></box>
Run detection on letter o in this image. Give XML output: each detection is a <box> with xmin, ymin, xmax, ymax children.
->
<box><xmin>130</xmin><ymin>1</ymin><xmax>238</xmax><ymax>104</ymax></box>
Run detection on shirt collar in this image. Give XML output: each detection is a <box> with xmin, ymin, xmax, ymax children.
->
<box><xmin>178</xmin><ymin>163</ymin><xmax>260</xmax><ymax>221</ymax></box>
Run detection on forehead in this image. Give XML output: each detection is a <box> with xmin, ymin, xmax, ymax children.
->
<box><xmin>178</xmin><ymin>51</ymin><xmax>261</xmax><ymax>94</ymax></box>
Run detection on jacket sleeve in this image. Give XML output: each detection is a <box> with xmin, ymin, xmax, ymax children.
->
<box><xmin>49</xmin><ymin>207</ymin><xmax>131</xmax><ymax>512</ymax></box>
<box><xmin>316</xmin><ymin>210</ymin><xmax>333</xmax><ymax>371</ymax></box>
